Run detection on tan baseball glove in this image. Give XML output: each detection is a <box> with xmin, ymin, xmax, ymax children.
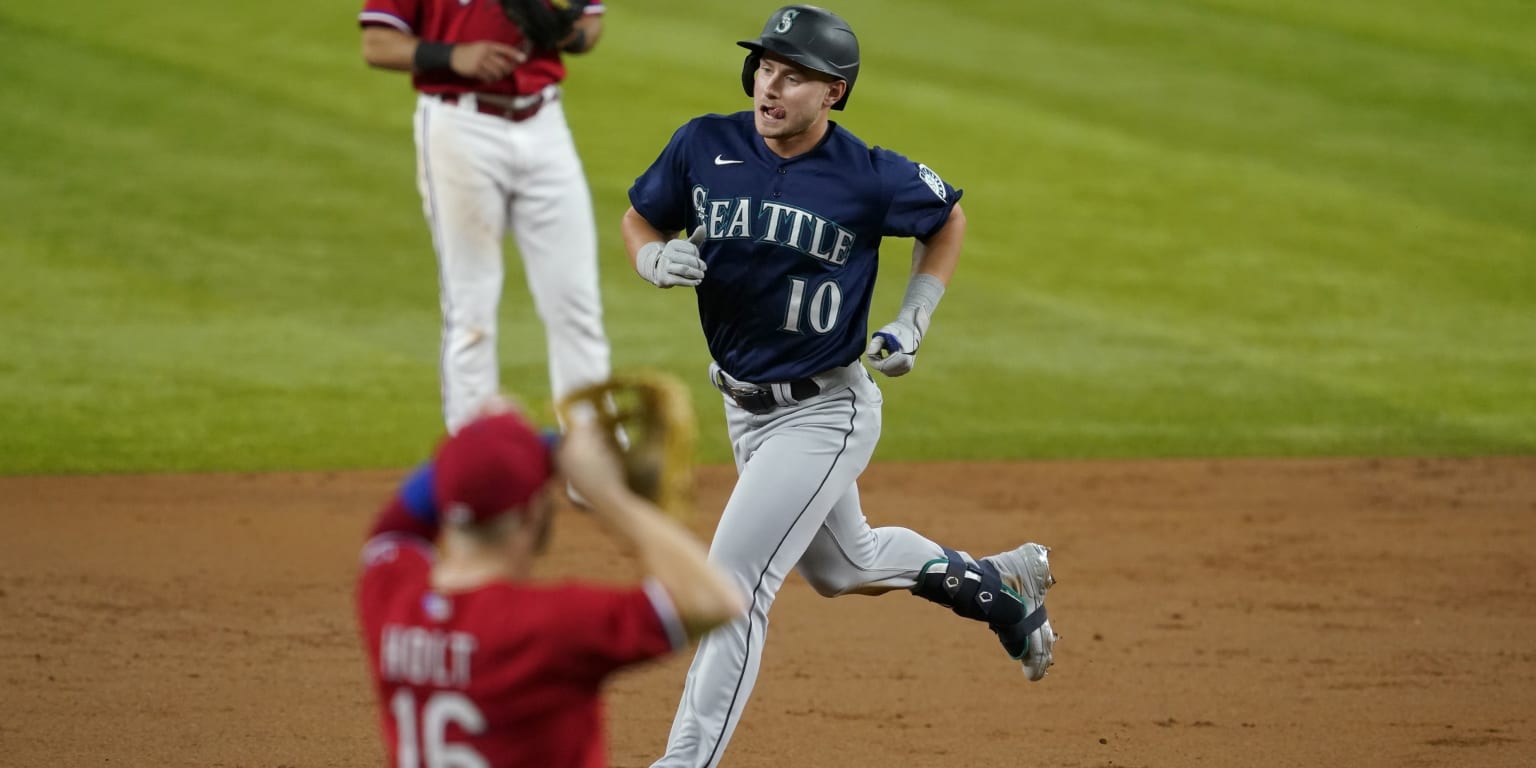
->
<box><xmin>556</xmin><ymin>372</ymin><xmax>697</xmax><ymax>519</ymax></box>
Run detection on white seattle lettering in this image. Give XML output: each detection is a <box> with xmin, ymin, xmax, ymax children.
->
<box><xmin>786</xmin><ymin>208</ymin><xmax>814</xmax><ymax>250</ymax></box>
<box><xmin>745</xmin><ymin>201</ymin><xmax>856</xmax><ymax>264</ymax></box>
<box><xmin>725</xmin><ymin>197</ymin><xmax>753</xmax><ymax>238</ymax></box>
<box><xmin>830</xmin><ymin>228</ymin><xmax>856</xmax><ymax>266</ymax></box>
<box><xmin>760</xmin><ymin>201</ymin><xmax>792</xmax><ymax>242</ymax></box>
<box><xmin>807</xmin><ymin>218</ymin><xmax>834</xmax><ymax>261</ymax></box>
<box><xmin>708</xmin><ymin>200</ymin><xmax>732</xmax><ymax>240</ymax></box>
<box><xmin>692</xmin><ymin>185</ymin><xmax>709</xmax><ymax>229</ymax></box>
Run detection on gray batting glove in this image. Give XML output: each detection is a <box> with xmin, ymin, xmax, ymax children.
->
<box><xmin>636</xmin><ymin>226</ymin><xmax>708</xmax><ymax>288</ymax></box>
<box><xmin>864</xmin><ymin>304</ymin><xmax>931</xmax><ymax>377</ymax></box>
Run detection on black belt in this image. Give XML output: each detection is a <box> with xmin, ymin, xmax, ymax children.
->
<box><xmin>714</xmin><ymin>375</ymin><xmax>821</xmax><ymax>415</ymax></box>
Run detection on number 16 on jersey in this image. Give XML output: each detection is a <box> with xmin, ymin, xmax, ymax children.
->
<box><xmin>390</xmin><ymin>689</ymin><xmax>489</xmax><ymax>768</ymax></box>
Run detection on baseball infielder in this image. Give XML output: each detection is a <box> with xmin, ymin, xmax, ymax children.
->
<box><xmin>357</xmin><ymin>405</ymin><xmax>744</xmax><ymax>767</ymax></box>
<box><xmin>620</xmin><ymin>6</ymin><xmax>1060</xmax><ymax>766</ymax></box>
<box><xmin>359</xmin><ymin>0</ymin><xmax>613</xmax><ymax>432</ymax></box>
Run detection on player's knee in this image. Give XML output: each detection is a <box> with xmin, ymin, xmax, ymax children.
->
<box><xmin>448</xmin><ymin>322</ymin><xmax>495</xmax><ymax>348</ymax></box>
<box><xmin>912</xmin><ymin>548</ymin><xmax>1025</xmax><ymax>626</ymax></box>
<box><xmin>798</xmin><ymin>566</ymin><xmax>857</xmax><ymax>598</ymax></box>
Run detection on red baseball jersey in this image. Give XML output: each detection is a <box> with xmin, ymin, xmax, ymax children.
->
<box><xmin>356</xmin><ymin>533</ymin><xmax>685</xmax><ymax>768</ymax></box>
<box><xmin>359</xmin><ymin>0</ymin><xmax>606</xmax><ymax>97</ymax></box>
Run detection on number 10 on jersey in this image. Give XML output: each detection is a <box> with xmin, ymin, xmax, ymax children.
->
<box><xmin>782</xmin><ymin>277</ymin><xmax>843</xmax><ymax>334</ymax></box>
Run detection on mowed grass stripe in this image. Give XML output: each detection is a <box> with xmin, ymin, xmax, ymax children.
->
<box><xmin>861</xmin><ymin>2</ymin><xmax>1533</xmax><ymax>455</ymax></box>
<box><xmin>1</xmin><ymin>0</ymin><xmax>1532</xmax><ymax>472</ymax></box>
<box><xmin>0</xmin><ymin>12</ymin><xmax>447</xmax><ymax>472</ymax></box>
<box><xmin>880</xmin><ymin>0</ymin><xmax>1533</xmax><ymax>229</ymax></box>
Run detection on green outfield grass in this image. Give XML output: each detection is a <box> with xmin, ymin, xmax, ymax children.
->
<box><xmin>1</xmin><ymin>0</ymin><xmax>1532</xmax><ymax>473</ymax></box>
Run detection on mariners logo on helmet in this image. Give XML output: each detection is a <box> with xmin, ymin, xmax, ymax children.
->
<box><xmin>775</xmin><ymin>9</ymin><xmax>800</xmax><ymax>33</ymax></box>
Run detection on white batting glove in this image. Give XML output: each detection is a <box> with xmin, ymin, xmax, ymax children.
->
<box><xmin>636</xmin><ymin>226</ymin><xmax>708</xmax><ymax>288</ymax></box>
<box><xmin>864</xmin><ymin>304</ymin><xmax>931</xmax><ymax>377</ymax></box>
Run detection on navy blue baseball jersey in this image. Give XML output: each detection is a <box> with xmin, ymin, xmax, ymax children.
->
<box><xmin>628</xmin><ymin>111</ymin><xmax>961</xmax><ymax>383</ymax></box>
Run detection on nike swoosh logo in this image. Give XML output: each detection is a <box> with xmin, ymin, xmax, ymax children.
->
<box><xmin>714</xmin><ymin>155</ymin><xmax>745</xmax><ymax>166</ymax></box>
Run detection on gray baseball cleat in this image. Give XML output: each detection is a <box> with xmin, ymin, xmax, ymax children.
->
<box><xmin>980</xmin><ymin>543</ymin><xmax>1057</xmax><ymax>681</ymax></box>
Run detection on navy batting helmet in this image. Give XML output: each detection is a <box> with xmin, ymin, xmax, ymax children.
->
<box><xmin>738</xmin><ymin>5</ymin><xmax>860</xmax><ymax>111</ymax></box>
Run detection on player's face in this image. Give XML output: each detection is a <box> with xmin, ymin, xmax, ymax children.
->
<box><xmin>752</xmin><ymin>54</ymin><xmax>845</xmax><ymax>141</ymax></box>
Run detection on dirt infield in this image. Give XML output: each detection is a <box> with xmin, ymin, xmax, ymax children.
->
<box><xmin>3</xmin><ymin>457</ymin><xmax>1533</xmax><ymax>767</ymax></box>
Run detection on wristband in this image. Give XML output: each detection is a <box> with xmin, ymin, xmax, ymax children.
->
<box><xmin>413</xmin><ymin>41</ymin><xmax>456</xmax><ymax>73</ymax></box>
<box><xmin>900</xmin><ymin>273</ymin><xmax>945</xmax><ymax>316</ymax></box>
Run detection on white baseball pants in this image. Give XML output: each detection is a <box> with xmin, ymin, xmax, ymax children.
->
<box><xmin>413</xmin><ymin>92</ymin><xmax>612</xmax><ymax>432</ymax></box>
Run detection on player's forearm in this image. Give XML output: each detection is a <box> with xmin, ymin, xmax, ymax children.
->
<box><xmin>621</xmin><ymin>206</ymin><xmax>672</xmax><ymax>269</ymax></box>
<box><xmin>910</xmin><ymin>202</ymin><xmax>966</xmax><ymax>285</ymax></box>
<box><xmin>630</xmin><ymin>515</ymin><xmax>747</xmax><ymax>639</ymax></box>
<box><xmin>864</xmin><ymin>202</ymin><xmax>963</xmax><ymax>375</ymax></box>
<box><xmin>362</xmin><ymin>27</ymin><xmax>421</xmax><ymax>72</ymax></box>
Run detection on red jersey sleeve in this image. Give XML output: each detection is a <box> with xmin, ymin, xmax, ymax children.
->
<box><xmin>357</xmin><ymin>533</ymin><xmax>434</xmax><ymax>635</ymax></box>
<box><xmin>359</xmin><ymin>0</ymin><xmax>420</xmax><ymax>34</ymax></box>
<box><xmin>547</xmin><ymin>578</ymin><xmax>686</xmax><ymax>684</ymax></box>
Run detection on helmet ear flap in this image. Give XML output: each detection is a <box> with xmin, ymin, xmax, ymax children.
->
<box><xmin>740</xmin><ymin>51</ymin><xmax>761</xmax><ymax>99</ymax></box>
<box><xmin>828</xmin><ymin>78</ymin><xmax>849</xmax><ymax>110</ymax></box>
<box><xmin>831</xmin><ymin>77</ymin><xmax>851</xmax><ymax>111</ymax></box>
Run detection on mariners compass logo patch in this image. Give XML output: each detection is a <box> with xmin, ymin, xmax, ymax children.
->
<box><xmin>917</xmin><ymin>163</ymin><xmax>948</xmax><ymax>202</ymax></box>
<box><xmin>775</xmin><ymin>9</ymin><xmax>800</xmax><ymax>33</ymax></box>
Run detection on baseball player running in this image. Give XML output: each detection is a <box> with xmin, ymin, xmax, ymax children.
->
<box><xmin>357</xmin><ymin>400</ymin><xmax>745</xmax><ymax>767</ymax></box>
<box><xmin>620</xmin><ymin>6</ymin><xmax>1059</xmax><ymax>766</ymax></box>
<box><xmin>359</xmin><ymin>0</ymin><xmax>614</xmax><ymax>433</ymax></box>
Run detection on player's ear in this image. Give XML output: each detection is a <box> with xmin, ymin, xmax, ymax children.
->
<box><xmin>824</xmin><ymin>80</ymin><xmax>847</xmax><ymax>108</ymax></box>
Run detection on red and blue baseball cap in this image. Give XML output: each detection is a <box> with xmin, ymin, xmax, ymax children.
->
<box><xmin>431</xmin><ymin>410</ymin><xmax>554</xmax><ymax>526</ymax></box>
